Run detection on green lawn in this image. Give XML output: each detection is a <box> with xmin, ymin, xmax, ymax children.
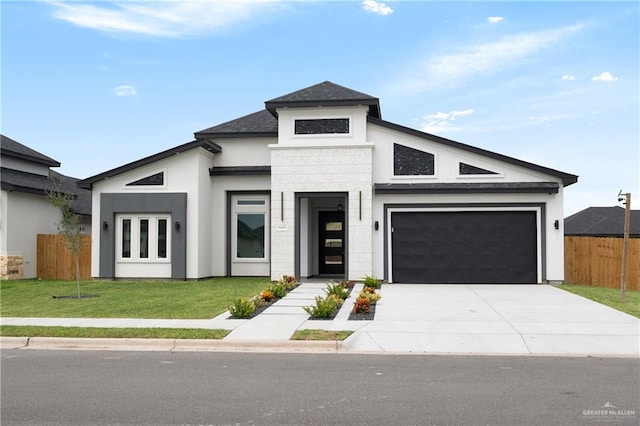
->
<box><xmin>0</xmin><ymin>325</ymin><xmax>229</xmax><ymax>339</ymax></box>
<box><xmin>0</xmin><ymin>277</ymin><xmax>271</xmax><ymax>319</ymax></box>
<box><xmin>559</xmin><ymin>284</ymin><xmax>640</xmax><ymax>318</ymax></box>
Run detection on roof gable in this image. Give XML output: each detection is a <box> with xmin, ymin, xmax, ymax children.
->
<box><xmin>1</xmin><ymin>134</ymin><xmax>61</xmax><ymax>167</ymax></box>
<box><xmin>368</xmin><ymin>116</ymin><xmax>578</xmax><ymax>187</ymax></box>
<box><xmin>265</xmin><ymin>81</ymin><xmax>381</xmax><ymax>119</ymax></box>
<box><xmin>78</xmin><ymin>139</ymin><xmax>221</xmax><ymax>189</ymax></box>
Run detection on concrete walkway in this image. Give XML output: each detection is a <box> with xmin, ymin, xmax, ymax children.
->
<box><xmin>2</xmin><ymin>283</ymin><xmax>638</xmax><ymax>356</ymax></box>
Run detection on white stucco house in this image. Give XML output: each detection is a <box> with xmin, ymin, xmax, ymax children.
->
<box><xmin>78</xmin><ymin>82</ymin><xmax>578</xmax><ymax>284</ymax></box>
<box><xmin>1</xmin><ymin>135</ymin><xmax>92</xmax><ymax>279</ymax></box>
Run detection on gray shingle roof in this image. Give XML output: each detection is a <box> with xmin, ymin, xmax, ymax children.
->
<box><xmin>1</xmin><ymin>134</ymin><xmax>61</xmax><ymax>167</ymax></box>
<box><xmin>0</xmin><ymin>168</ymin><xmax>91</xmax><ymax>216</ymax></box>
<box><xmin>265</xmin><ymin>81</ymin><xmax>381</xmax><ymax>118</ymax></box>
<box><xmin>195</xmin><ymin>110</ymin><xmax>277</xmax><ymax>137</ymax></box>
<box><xmin>564</xmin><ymin>206</ymin><xmax>639</xmax><ymax>237</ymax></box>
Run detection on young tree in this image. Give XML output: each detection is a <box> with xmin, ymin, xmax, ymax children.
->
<box><xmin>47</xmin><ymin>184</ymin><xmax>85</xmax><ymax>298</ymax></box>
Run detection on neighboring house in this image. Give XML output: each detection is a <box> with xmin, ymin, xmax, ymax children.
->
<box><xmin>0</xmin><ymin>135</ymin><xmax>92</xmax><ymax>279</ymax></box>
<box><xmin>78</xmin><ymin>81</ymin><xmax>578</xmax><ymax>284</ymax></box>
<box><xmin>565</xmin><ymin>206</ymin><xmax>639</xmax><ymax>237</ymax></box>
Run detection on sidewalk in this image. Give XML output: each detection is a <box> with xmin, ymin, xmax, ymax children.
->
<box><xmin>2</xmin><ymin>283</ymin><xmax>639</xmax><ymax>356</ymax></box>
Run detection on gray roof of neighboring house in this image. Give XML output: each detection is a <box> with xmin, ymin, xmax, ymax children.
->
<box><xmin>265</xmin><ymin>81</ymin><xmax>381</xmax><ymax>119</ymax></box>
<box><xmin>564</xmin><ymin>206</ymin><xmax>639</xmax><ymax>237</ymax></box>
<box><xmin>0</xmin><ymin>167</ymin><xmax>92</xmax><ymax>216</ymax></box>
<box><xmin>1</xmin><ymin>134</ymin><xmax>61</xmax><ymax>167</ymax></box>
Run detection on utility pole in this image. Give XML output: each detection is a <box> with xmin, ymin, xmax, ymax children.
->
<box><xmin>618</xmin><ymin>191</ymin><xmax>631</xmax><ymax>302</ymax></box>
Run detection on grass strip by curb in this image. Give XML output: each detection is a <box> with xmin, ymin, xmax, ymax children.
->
<box><xmin>0</xmin><ymin>325</ymin><xmax>230</xmax><ymax>339</ymax></box>
<box><xmin>290</xmin><ymin>329</ymin><xmax>353</xmax><ymax>341</ymax></box>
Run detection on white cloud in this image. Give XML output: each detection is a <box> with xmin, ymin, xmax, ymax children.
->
<box><xmin>114</xmin><ymin>85</ymin><xmax>138</xmax><ymax>97</ymax></box>
<box><xmin>561</xmin><ymin>74</ymin><xmax>576</xmax><ymax>80</ymax></box>
<box><xmin>591</xmin><ymin>71</ymin><xmax>618</xmax><ymax>82</ymax></box>
<box><xmin>487</xmin><ymin>16</ymin><xmax>503</xmax><ymax>24</ymax></box>
<box><xmin>362</xmin><ymin>0</ymin><xmax>393</xmax><ymax>16</ymax></box>
<box><xmin>420</xmin><ymin>109</ymin><xmax>475</xmax><ymax>134</ymax></box>
<box><xmin>46</xmin><ymin>0</ymin><xmax>288</xmax><ymax>38</ymax></box>
<box><xmin>395</xmin><ymin>23</ymin><xmax>584</xmax><ymax>93</ymax></box>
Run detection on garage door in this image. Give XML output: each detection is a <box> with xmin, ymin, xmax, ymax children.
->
<box><xmin>391</xmin><ymin>211</ymin><xmax>537</xmax><ymax>284</ymax></box>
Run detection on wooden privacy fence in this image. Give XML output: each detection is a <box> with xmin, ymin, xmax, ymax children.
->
<box><xmin>37</xmin><ymin>234</ymin><xmax>91</xmax><ymax>280</ymax></box>
<box><xmin>564</xmin><ymin>236</ymin><xmax>639</xmax><ymax>291</ymax></box>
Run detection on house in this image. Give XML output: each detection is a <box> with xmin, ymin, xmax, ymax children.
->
<box><xmin>78</xmin><ymin>81</ymin><xmax>578</xmax><ymax>284</ymax></box>
<box><xmin>0</xmin><ymin>135</ymin><xmax>92</xmax><ymax>279</ymax></box>
<box><xmin>565</xmin><ymin>206</ymin><xmax>639</xmax><ymax>237</ymax></box>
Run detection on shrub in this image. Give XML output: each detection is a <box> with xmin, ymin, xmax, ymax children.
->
<box><xmin>260</xmin><ymin>290</ymin><xmax>275</xmax><ymax>302</ymax></box>
<box><xmin>362</xmin><ymin>286</ymin><xmax>377</xmax><ymax>294</ymax></box>
<box><xmin>265</xmin><ymin>282</ymin><xmax>286</xmax><ymax>298</ymax></box>
<box><xmin>358</xmin><ymin>290</ymin><xmax>381</xmax><ymax>304</ymax></box>
<box><xmin>251</xmin><ymin>294</ymin><xmax>267</xmax><ymax>308</ymax></box>
<box><xmin>362</xmin><ymin>275</ymin><xmax>382</xmax><ymax>289</ymax></box>
<box><xmin>325</xmin><ymin>281</ymin><xmax>350</xmax><ymax>300</ymax></box>
<box><xmin>303</xmin><ymin>295</ymin><xmax>342</xmax><ymax>319</ymax></box>
<box><xmin>352</xmin><ymin>297</ymin><xmax>371</xmax><ymax>314</ymax></box>
<box><xmin>229</xmin><ymin>298</ymin><xmax>256</xmax><ymax>319</ymax></box>
<box><xmin>280</xmin><ymin>275</ymin><xmax>298</xmax><ymax>290</ymax></box>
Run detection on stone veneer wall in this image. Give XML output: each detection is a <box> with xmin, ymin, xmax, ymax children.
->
<box><xmin>0</xmin><ymin>255</ymin><xmax>24</xmax><ymax>280</ymax></box>
<box><xmin>270</xmin><ymin>144</ymin><xmax>373</xmax><ymax>280</ymax></box>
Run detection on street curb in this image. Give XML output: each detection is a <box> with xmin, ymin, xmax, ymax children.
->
<box><xmin>0</xmin><ymin>337</ymin><xmax>342</xmax><ymax>353</ymax></box>
<box><xmin>0</xmin><ymin>336</ymin><xmax>30</xmax><ymax>349</ymax></box>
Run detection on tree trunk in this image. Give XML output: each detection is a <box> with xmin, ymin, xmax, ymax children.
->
<box><xmin>75</xmin><ymin>253</ymin><xmax>81</xmax><ymax>299</ymax></box>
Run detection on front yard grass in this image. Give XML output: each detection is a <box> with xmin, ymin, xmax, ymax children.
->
<box><xmin>0</xmin><ymin>277</ymin><xmax>271</xmax><ymax>319</ymax></box>
<box><xmin>290</xmin><ymin>329</ymin><xmax>353</xmax><ymax>341</ymax></box>
<box><xmin>0</xmin><ymin>325</ymin><xmax>229</xmax><ymax>339</ymax></box>
<box><xmin>558</xmin><ymin>284</ymin><xmax>640</xmax><ymax>318</ymax></box>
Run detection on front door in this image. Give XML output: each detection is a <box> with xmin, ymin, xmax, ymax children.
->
<box><xmin>318</xmin><ymin>211</ymin><xmax>345</xmax><ymax>275</ymax></box>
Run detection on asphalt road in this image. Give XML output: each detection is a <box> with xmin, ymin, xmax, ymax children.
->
<box><xmin>2</xmin><ymin>350</ymin><xmax>638</xmax><ymax>425</ymax></box>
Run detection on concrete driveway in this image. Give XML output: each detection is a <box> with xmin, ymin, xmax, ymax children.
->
<box><xmin>341</xmin><ymin>284</ymin><xmax>640</xmax><ymax>356</ymax></box>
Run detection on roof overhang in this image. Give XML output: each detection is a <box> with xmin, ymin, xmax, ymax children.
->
<box><xmin>374</xmin><ymin>182</ymin><xmax>560</xmax><ymax>194</ymax></box>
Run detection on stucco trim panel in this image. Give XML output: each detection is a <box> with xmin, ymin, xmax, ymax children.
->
<box><xmin>100</xmin><ymin>193</ymin><xmax>187</xmax><ymax>279</ymax></box>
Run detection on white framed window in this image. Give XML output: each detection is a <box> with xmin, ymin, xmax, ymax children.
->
<box><xmin>117</xmin><ymin>214</ymin><xmax>170</xmax><ymax>262</ymax></box>
<box><xmin>231</xmin><ymin>195</ymin><xmax>269</xmax><ymax>263</ymax></box>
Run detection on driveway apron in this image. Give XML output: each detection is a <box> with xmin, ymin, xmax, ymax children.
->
<box><xmin>341</xmin><ymin>284</ymin><xmax>640</xmax><ymax>355</ymax></box>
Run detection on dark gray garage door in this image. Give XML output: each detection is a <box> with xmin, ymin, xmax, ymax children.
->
<box><xmin>391</xmin><ymin>211</ymin><xmax>537</xmax><ymax>284</ymax></box>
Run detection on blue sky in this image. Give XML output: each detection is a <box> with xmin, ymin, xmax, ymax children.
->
<box><xmin>2</xmin><ymin>0</ymin><xmax>638</xmax><ymax>215</ymax></box>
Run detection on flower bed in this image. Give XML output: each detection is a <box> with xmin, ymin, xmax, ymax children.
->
<box><xmin>228</xmin><ymin>275</ymin><xmax>298</xmax><ymax>319</ymax></box>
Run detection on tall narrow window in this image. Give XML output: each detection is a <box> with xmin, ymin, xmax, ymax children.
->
<box><xmin>122</xmin><ymin>219</ymin><xmax>131</xmax><ymax>258</ymax></box>
<box><xmin>139</xmin><ymin>219</ymin><xmax>149</xmax><ymax>259</ymax></box>
<box><xmin>157</xmin><ymin>219</ymin><xmax>167</xmax><ymax>258</ymax></box>
<box><xmin>236</xmin><ymin>213</ymin><xmax>265</xmax><ymax>258</ymax></box>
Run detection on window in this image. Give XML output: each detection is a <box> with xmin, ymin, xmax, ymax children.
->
<box><xmin>122</xmin><ymin>219</ymin><xmax>131</xmax><ymax>258</ymax></box>
<box><xmin>459</xmin><ymin>162</ymin><xmax>498</xmax><ymax>175</ymax></box>
<box><xmin>232</xmin><ymin>195</ymin><xmax>269</xmax><ymax>263</ymax></box>
<box><xmin>236</xmin><ymin>213</ymin><xmax>265</xmax><ymax>258</ymax></box>
<box><xmin>294</xmin><ymin>118</ymin><xmax>349</xmax><ymax>135</ymax></box>
<box><xmin>126</xmin><ymin>172</ymin><xmax>164</xmax><ymax>186</ymax></box>
<box><xmin>157</xmin><ymin>219</ymin><xmax>167</xmax><ymax>258</ymax></box>
<box><xmin>117</xmin><ymin>214</ymin><xmax>170</xmax><ymax>262</ymax></box>
<box><xmin>394</xmin><ymin>143</ymin><xmax>435</xmax><ymax>176</ymax></box>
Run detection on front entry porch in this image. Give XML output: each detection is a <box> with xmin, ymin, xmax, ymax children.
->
<box><xmin>295</xmin><ymin>193</ymin><xmax>348</xmax><ymax>280</ymax></box>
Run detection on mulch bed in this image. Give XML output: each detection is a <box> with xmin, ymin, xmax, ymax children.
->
<box><xmin>348</xmin><ymin>302</ymin><xmax>376</xmax><ymax>320</ymax></box>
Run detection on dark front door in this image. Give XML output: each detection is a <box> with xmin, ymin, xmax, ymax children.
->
<box><xmin>318</xmin><ymin>211</ymin><xmax>345</xmax><ymax>275</ymax></box>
